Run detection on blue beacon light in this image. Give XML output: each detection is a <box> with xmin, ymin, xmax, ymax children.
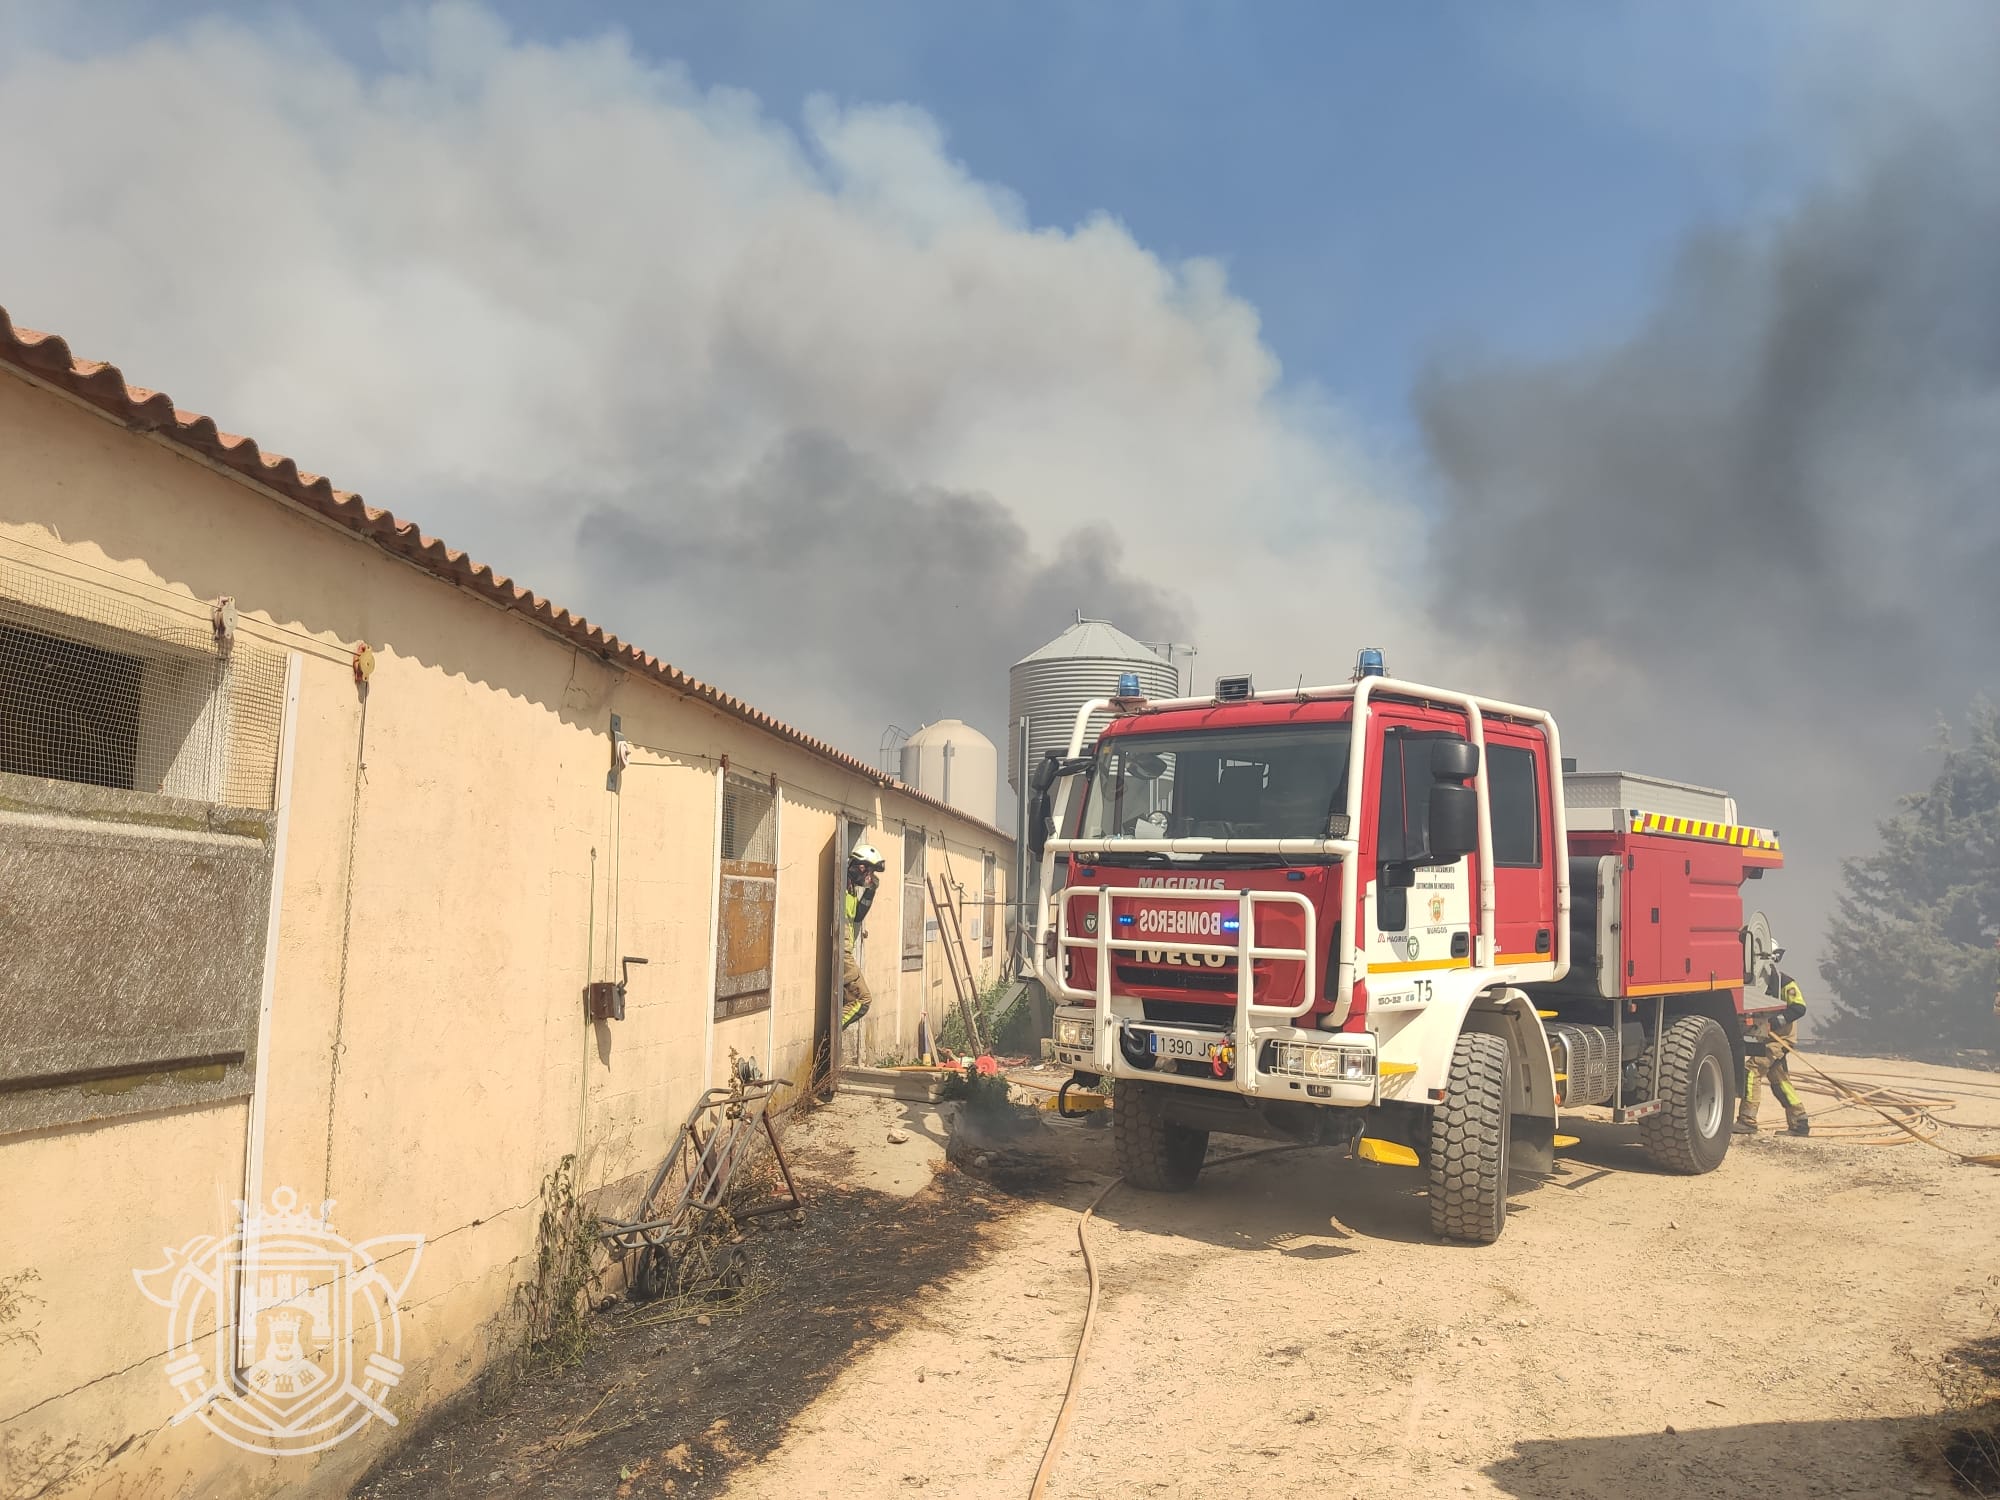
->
<box><xmin>1355</xmin><ymin>647</ymin><xmax>1386</xmax><ymax>678</ymax></box>
<box><xmin>1117</xmin><ymin>671</ymin><xmax>1142</xmax><ymax>697</ymax></box>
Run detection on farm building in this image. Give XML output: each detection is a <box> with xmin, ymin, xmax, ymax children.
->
<box><xmin>0</xmin><ymin>307</ymin><xmax>1011</xmax><ymax>1498</ymax></box>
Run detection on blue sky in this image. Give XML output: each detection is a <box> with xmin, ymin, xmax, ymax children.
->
<box><xmin>72</xmin><ymin>0</ymin><xmax>1809</xmax><ymax>438</ymax></box>
<box><xmin>2</xmin><ymin>1</ymin><xmax>1988</xmax><ymax>982</ymax></box>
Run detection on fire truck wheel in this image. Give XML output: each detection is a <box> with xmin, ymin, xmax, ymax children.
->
<box><xmin>1114</xmin><ymin>1081</ymin><xmax>1210</xmax><ymax>1191</ymax></box>
<box><xmin>1638</xmin><ymin>1014</ymin><xmax>1735</xmax><ymax>1174</ymax></box>
<box><xmin>1428</xmin><ymin>1031</ymin><xmax>1512</xmax><ymax>1244</ymax></box>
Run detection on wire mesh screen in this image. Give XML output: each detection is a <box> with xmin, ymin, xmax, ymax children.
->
<box><xmin>0</xmin><ymin>560</ymin><xmax>287</xmax><ymax>810</ymax></box>
<box><xmin>983</xmin><ymin>852</ymin><xmax>997</xmax><ymax>959</ymax></box>
<box><xmin>902</xmin><ymin>827</ymin><xmax>926</xmax><ymax>971</ymax></box>
<box><xmin>719</xmin><ymin>776</ymin><xmax>777</xmax><ymax>867</ymax></box>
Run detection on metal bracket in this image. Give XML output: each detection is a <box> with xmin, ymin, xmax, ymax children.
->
<box><xmin>585</xmin><ymin>954</ymin><xmax>648</xmax><ymax>1022</ymax></box>
<box><xmin>210</xmin><ymin>596</ymin><xmax>237</xmax><ymax>654</ymax></box>
<box><xmin>607</xmin><ymin>713</ymin><xmax>628</xmax><ymax>791</ymax></box>
<box><xmin>1612</xmin><ymin>1099</ymin><xmax>1663</xmax><ymax>1123</ymax></box>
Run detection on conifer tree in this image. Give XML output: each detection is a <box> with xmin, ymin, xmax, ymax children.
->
<box><xmin>1821</xmin><ymin>701</ymin><xmax>2000</xmax><ymax>1050</ymax></box>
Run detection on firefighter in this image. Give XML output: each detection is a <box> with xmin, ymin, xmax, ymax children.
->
<box><xmin>841</xmin><ymin>844</ymin><xmax>886</xmax><ymax>1030</ymax></box>
<box><xmin>1738</xmin><ymin>970</ymin><xmax>1811</xmax><ymax>1136</ymax></box>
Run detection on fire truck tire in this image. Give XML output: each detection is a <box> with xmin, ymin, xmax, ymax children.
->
<box><xmin>1113</xmin><ymin>1081</ymin><xmax>1209</xmax><ymax>1191</ymax></box>
<box><xmin>1428</xmin><ymin>1031</ymin><xmax>1512</xmax><ymax>1244</ymax></box>
<box><xmin>1638</xmin><ymin>1015</ymin><xmax>1734</xmax><ymax>1174</ymax></box>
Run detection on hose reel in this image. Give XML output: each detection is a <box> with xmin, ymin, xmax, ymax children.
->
<box><xmin>1742</xmin><ymin>911</ymin><xmax>1781</xmax><ymax>1001</ymax></box>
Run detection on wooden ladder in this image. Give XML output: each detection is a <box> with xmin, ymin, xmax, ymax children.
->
<box><xmin>928</xmin><ymin>874</ymin><xmax>988</xmax><ymax>1055</ymax></box>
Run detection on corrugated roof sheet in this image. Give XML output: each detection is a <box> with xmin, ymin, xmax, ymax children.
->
<box><xmin>0</xmin><ymin>304</ymin><xmax>1009</xmax><ymax>841</ymax></box>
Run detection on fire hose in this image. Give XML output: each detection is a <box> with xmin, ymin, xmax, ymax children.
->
<box><xmin>1785</xmin><ymin>1054</ymin><xmax>2000</xmax><ymax>1166</ymax></box>
<box><xmin>1029</xmin><ymin>1144</ymin><xmax>1307</xmax><ymax>1500</ymax></box>
<box><xmin>1029</xmin><ymin>1059</ymin><xmax>1998</xmax><ymax>1496</ymax></box>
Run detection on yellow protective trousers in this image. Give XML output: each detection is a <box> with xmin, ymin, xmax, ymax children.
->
<box><xmin>1742</xmin><ymin>1051</ymin><xmax>1805</xmax><ymax>1125</ymax></box>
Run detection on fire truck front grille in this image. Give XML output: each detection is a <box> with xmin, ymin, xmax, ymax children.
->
<box><xmin>1140</xmin><ymin>998</ymin><xmax>1234</xmax><ymax>1025</ymax></box>
<box><xmin>1117</xmin><ymin>964</ymin><xmax>1236</xmax><ymax>994</ymax></box>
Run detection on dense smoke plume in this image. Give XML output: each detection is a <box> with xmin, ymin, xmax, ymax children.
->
<box><xmin>578</xmin><ymin>432</ymin><xmax>1187</xmax><ymax>741</ymax></box>
<box><xmin>0</xmin><ymin>3</ymin><xmax>1407</xmax><ymax>757</ymax></box>
<box><xmin>2</xmin><ymin>1</ymin><xmax>1993</xmax><ymax>985</ymax></box>
<box><xmin>1420</xmin><ymin>110</ymin><xmax>2000</xmax><ymax>979</ymax></box>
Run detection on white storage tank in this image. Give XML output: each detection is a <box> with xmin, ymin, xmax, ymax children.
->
<box><xmin>899</xmin><ymin>719</ymin><xmax>998</xmax><ymax>827</ymax></box>
<box><xmin>1008</xmin><ymin>619</ymin><xmax>1182</xmax><ymax>790</ymax></box>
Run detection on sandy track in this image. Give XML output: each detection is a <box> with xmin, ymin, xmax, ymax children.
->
<box><xmin>724</xmin><ymin>1056</ymin><xmax>2000</xmax><ymax>1500</ymax></box>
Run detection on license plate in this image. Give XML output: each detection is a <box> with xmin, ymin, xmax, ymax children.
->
<box><xmin>1147</xmin><ymin>1030</ymin><xmax>1211</xmax><ymax>1062</ymax></box>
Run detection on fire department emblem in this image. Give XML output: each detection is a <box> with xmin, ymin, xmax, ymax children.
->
<box><xmin>134</xmin><ymin>1187</ymin><xmax>423</xmax><ymax>1456</ymax></box>
<box><xmin>1404</xmin><ymin>935</ymin><xmax>1421</xmax><ymax>960</ymax></box>
<box><xmin>1428</xmin><ymin>895</ymin><xmax>1446</xmax><ymax>922</ymax></box>
<box><xmin>1082</xmin><ymin>913</ymin><xmax>1099</xmax><ymax>935</ymax></box>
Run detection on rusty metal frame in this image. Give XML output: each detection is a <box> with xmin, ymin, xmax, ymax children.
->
<box><xmin>597</xmin><ymin>1072</ymin><xmax>804</xmax><ymax>1267</ymax></box>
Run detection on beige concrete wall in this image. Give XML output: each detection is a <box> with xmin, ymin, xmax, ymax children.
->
<box><xmin>0</xmin><ymin>367</ymin><xmax>1010</xmax><ymax>1499</ymax></box>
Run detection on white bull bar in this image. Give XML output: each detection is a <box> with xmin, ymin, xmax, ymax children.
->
<box><xmin>1051</xmin><ymin>880</ymin><xmax>1341</xmax><ymax>1095</ymax></box>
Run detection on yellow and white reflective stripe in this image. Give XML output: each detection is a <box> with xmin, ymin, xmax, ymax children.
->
<box><xmin>1368</xmin><ymin>957</ymin><xmax>1473</xmax><ymax>975</ymax></box>
<box><xmin>1629</xmin><ymin>811</ymin><xmax>1781</xmax><ymax>853</ymax></box>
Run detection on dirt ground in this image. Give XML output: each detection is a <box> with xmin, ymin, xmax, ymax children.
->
<box><xmin>355</xmin><ymin>1058</ymin><xmax>2000</xmax><ymax>1500</ymax></box>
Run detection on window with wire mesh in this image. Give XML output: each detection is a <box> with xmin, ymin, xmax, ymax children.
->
<box><xmin>0</xmin><ymin>562</ymin><xmax>286</xmax><ymax>810</ymax></box>
<box><xmin>902</xmin><ymin>826</ymin><xmax>926</xmax><ymax>971</ymax></box>
<box><xmin>982</xmin><ymin>852</ymin><xmax>997</xmax><ymax>959</ymax></box>
<box><xmin>719</xmin><ymin>774</ymin><xmax>777</xmax><ymax>868</ymax></box>
<box><xmin>0</xmin><ymin>560</ymin><xmax>287</xmax><ymax>1136</ymax></box>
<box><xmin>715</xmin><ymin>775</ymin><xmax>778</xmax><ymax>1020</ymax></box>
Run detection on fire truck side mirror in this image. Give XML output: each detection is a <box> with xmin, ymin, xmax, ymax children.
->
<box><xmin>1431</xmin><ymin>737</ymin><xmax>1480</xmax><ymax>782</ymax></box>
<box><xmin>1031</xmin><ymin>754</ymin><xmax>1062</xmax><ymax>794</ymax></box>
<box><xmin>1028</xmin><ymin>790</ymin><xmax>1053</xmax><ymax>856</ymax></box>
<box><xmin>1428</xmin><ymin>783</ymin><xmax>1478</xmax><ymax>863</ymax></box>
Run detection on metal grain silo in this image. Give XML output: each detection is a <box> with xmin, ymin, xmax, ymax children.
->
<box><xmin>899</xmin><ymin>719</ymin><xmax>998</xmax><ymax>827</ymax></box>
<box><xmin>1007</xmin><ymin>619</ymin><xmax>1182</xmax><ymax>791</ymax></box>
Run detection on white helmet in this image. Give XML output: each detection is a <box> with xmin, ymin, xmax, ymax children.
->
<box><xmin>848</xmin><ymin>843</ymin><xmax>886</xmax><ymax>870</ymax></box>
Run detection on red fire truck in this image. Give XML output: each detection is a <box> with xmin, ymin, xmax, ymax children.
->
<box><xmin>1030</xmin><ymin>653</ymin><xmax>1788</xmax><ymax>1243</ymax></box>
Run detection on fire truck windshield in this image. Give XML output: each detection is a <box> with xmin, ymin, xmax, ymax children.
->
<box><xmin>1078</xmin><ymin>725</ymin><xmax>1352</xmax><ymax>850</ymax></box>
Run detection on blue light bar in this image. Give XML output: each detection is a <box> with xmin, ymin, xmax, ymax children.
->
<box><xmin>1221</xmin><ymin>916</ymin><xmax>1241</xmax><ymax>933</ymax></box>
<box><xmin>1116</xmin><ymin>913</ymin><xmax>1136</xmax><ymax>926</ymax></box>
<box><xmin>1356</xmin><ymin>647</ymin><xmax>1386</xmax><ymax>678</ymax></box>
<box><xmin>1117</xmin><ymin>671</ymin><xmax>1142</xmax><ymax>697</ymax></box>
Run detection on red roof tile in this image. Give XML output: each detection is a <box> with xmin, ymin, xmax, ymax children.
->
<box><xmin>0</xmin><ymin>304</ymin><xmax>1009</xmax><ymax>841</ymax></box>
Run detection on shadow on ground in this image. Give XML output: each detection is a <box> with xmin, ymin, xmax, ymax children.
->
<box><xmin>958</xmin><ymin>1094</ymin><xmax>1814</xmax><ymax>1255</ymax></box>
<box><xmin>942</xmin><ymin>1099</ymin><xmax>1682</xmax><ymax>1254</ymax></box>
<box><xmin>1081</xmin><ymin>1133</ymin><xmax>1628</xmax><ymax>1251</ymax></box>
<box><xmin>1488</xmin><ymin>1322</ymin><xmax>2000</xmax><ymax>1498</ymax></box>
<box><xmin>1486</xmin><ymin>1409</ymin><xmax>1995</xmax><ymax>1499</ymax></box>
<box><xmin>350</xmin><ymin>1172</ymin><xmax>1014</xmax><ymax>1499</ymax></box>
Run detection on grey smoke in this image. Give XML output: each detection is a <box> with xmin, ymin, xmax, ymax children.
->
<box><xmin>1419</xmin><ymin>124</ymin><xmax>2000</xmax><ymax>985</ymax></box>
<box><xmin>0</xmin><ymin>7</ymin><xmax>1394</xmax><ymax>775</ymax></box>
<box><xmin>577</xmin><ymin>432</ymin><xmax>1188</xmax><ymax>753</ymax></box>
<box><xmin>7</xmin><ymin>1</ymin><xmax>1991</xmax><ymax>987</ymax></box>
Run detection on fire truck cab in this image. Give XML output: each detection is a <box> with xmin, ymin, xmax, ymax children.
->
<box><xmin>1031</xmin><ymin>655</ymin><xmax>1785</xmax><ymax>1244</ymax></box>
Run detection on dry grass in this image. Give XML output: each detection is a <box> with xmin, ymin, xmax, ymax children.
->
<box><xmin>1912</xmin><ymin>1286</ymin><xmax>2000</xmax><ymax>1495</ymax></box>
